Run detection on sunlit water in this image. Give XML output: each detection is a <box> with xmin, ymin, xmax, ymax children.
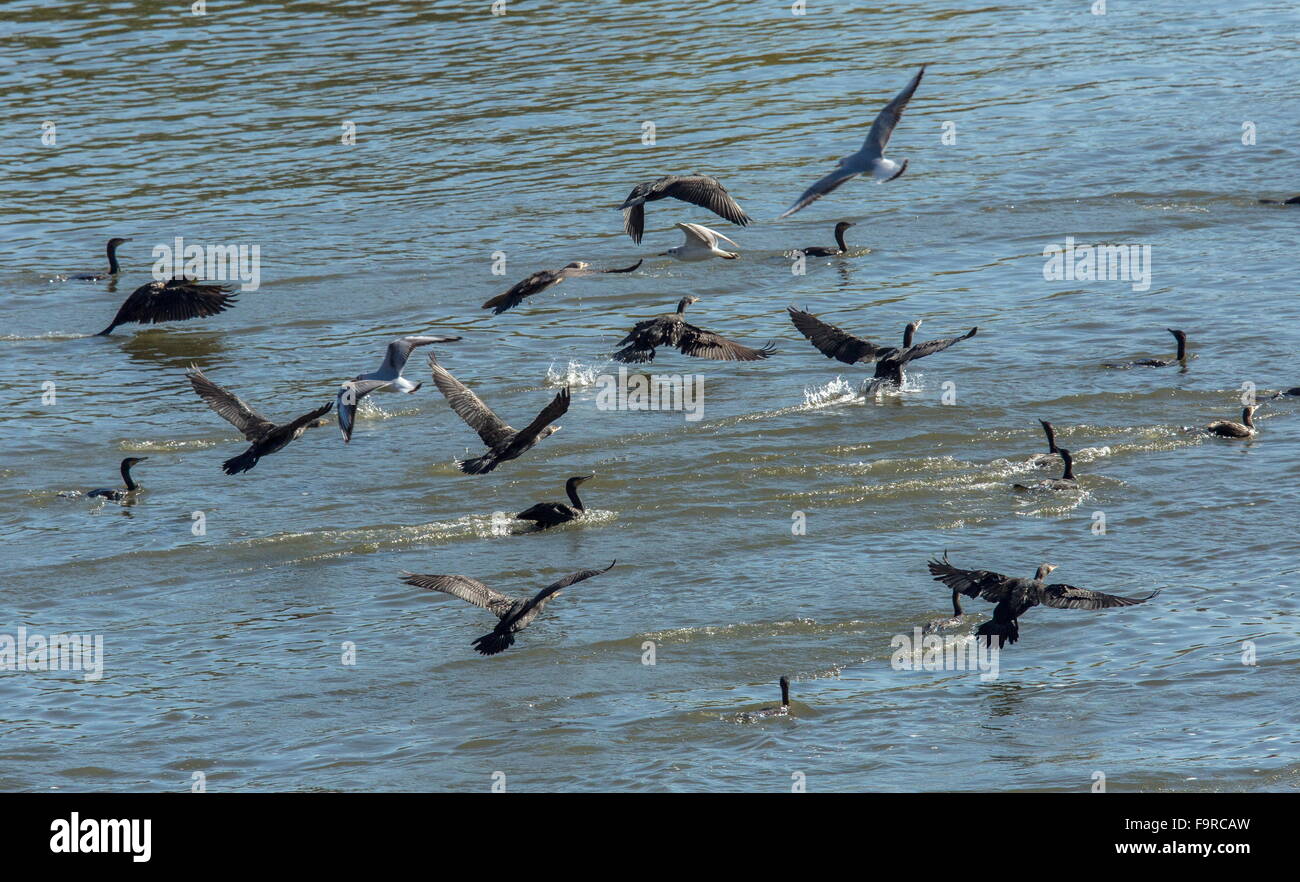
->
<box><xmin>2</xmin><ymin>0</ymin><xmax>1298</xmax><ymax>792</ymax></box>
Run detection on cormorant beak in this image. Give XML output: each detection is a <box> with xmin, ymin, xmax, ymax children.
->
<box><xmin>577</xmin><ymin>473</ymin><xmax>594</xmax><ymax>482</ymax></box>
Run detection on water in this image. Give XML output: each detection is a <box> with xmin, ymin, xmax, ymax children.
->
<box><xmin>2</xmin><ymin>0</ymin><xmax>1298</xmax><ymax>792</ymax></box>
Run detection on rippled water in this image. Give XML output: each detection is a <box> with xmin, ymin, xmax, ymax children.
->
<box><xmin>2</xmin><ymin>1</ymin><xmax>1299</xmax><ymax>792</ymax></box>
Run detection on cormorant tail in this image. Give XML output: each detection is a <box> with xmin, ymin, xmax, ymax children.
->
<box><xmin>222</xmin><ymin>450</ymin><xmax>261</xmax><ymax>475</ymax></box>
<box><xmin>471</xmin><ymin>630</ymin><xmax>514</xmax><ymax>656</ymax></box>
<box><xmin>459</xmin><ymin>455</ymin><xmax>497</xmax><ymax>475</ymax></box>
<box><xmin>95</xmin><ymin>322</ymin><xmax>118</xmax><ymax>337</ymax></box>
<box><xmin>612</xmin><ymin>345</ymin><xmax>654</xmax><ymax>364</ymax></box>
<box><xmin>976</xmin><ymin>620</ymin><xmax>1018</xmax><ymax>649</ymax></box>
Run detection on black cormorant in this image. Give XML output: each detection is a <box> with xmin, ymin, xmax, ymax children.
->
<box><xmin>516</xmin><ymin>474</ymin><xmax>594</xmax><ymax>529</ymax></box>
<box><xmin>787</xmin><ymin>307</ymin><xmax>977</xmax><ymax>392</ymax></box>
<box><xmin>68</xmin><ymin>237</ymin><xmax>130</xmax><ymax>281</ymax></box>
<box><xmin>97</xmin><ymin>276</ymin><xmax>237</xmax><ymax>335</ymax></box>
<box><xmin>799</xmin><ymin>222</ymin><xmax>855</xmax><ymax>257</ymax></box>
<box><xmin>186</xmin><ymin>366</ymin><xmax>332</xmax><ymax>475</ymax></box>
<box><xmin>1259</xmin><ymin>196</ymin><xmax>1300</xmax><ymax>204</ymax></box>
<box><xmin>1103</xmin><ymin>328</ymin><xmax>1190</xmax><ymax>368</ymax></box>
<box><xmin>613</xmin><ymin>296</ymin><xmax>775</xmax><ymax>363</ymax></box>
<box><xmin>922</xmin><ymin>590</ymin><xmax>966</xmax><ymax>634</ymax></box>
<box><xmin>427</xmin><ymin>354</ymin><xmax>569</xmax><ymax>475</ymax></box>
<box><xmin>86</xmin><ymin>456</ymin><xmax>148</xmax><ymax>501</ymax></box>
<box><xmin>619</xmin><ymin>175</ymin><xmax>752</xmax><ymax>244</ymax></box>
<box><xmin>1026</xmin><ymin>419</ymin><xmax>1061</xmax><ymax>467</ymax></box>
<box><xmin>482</xmin><ymin>260</ymin><xmax>642</xmax><ymax>315</ymax></box>
<box><xmin>402</xmin><ymin>561</ymin><xmax>615</xmax><ymax>656</ymax></box>
<box><xmin>739</xmin><ymin>677</ymin><xmax>792</xmax><ymax>720</ymax></box>
<box><xmin>1205</xmin><ymin>405</ymin><xmax>1259</xmax><ymax>438</ymax></box>
<box><xmin>927</xmin><ymin>553</ymin><xmax>1158</xmax><ymax>648</ymax></box>
<box><xmin>1014</xmin><ymin>448</ymin><xmax>1077</xmax><ymax>491</ymax></box>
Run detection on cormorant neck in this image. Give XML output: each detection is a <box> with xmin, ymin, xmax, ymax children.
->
<box><xmin>779</xmin><ymin>678</ymin><xmax>790</xmax><ymax>707</ymax></box>
<box><xmin>1242</xmin><ymin>408</ymin><xmax>1254</xmax><ymax>428</ymax></box>
<box><xmin>902</xmin><ymin>324</ymin><xmax>917</xmax><ymax>348</ymax></box>
<box><xmin>1175</xmin><ymin>337</ymin><xmax>1186</xmax><ymax>361</ymax></box>
<box><xmin>565</xmin><ymin>479</ymin><xmax>585</xmax><ymax>511</ymax></box>
<box><xmin>834</xmin><ymin>226</ymin><xmax>849</xmax><ymax>251</ymax></box>
<box><xmin>1042</xmin><ymin>422</ymin><xmax>1058</xmax><ymax>453</ymax></box>
<box><xmin>121</xmin><ymin>461</ymin><xmax>138</xmax><ymax>491</ymax></box>
<box><xmin>107</xmin><ymin>242</ymin><xmax>121</xmax><ymax>274</ymax></box>
<box><xmin>676</xmin><ymin>298</ymin><xmax>692</xmax><ymax>315</ymax></box>
<box><xmin>951</xmin><ymin>590</ymin><xmax>962</xmax><ymax>616</ymax></box>
<box><xmin>1061</xmin><ymin>454</ymin><xmax>1075</xmax><ymax>480</ymax></box>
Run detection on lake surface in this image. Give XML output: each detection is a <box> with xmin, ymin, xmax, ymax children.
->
<box><xmin>2</xmin><ymin>0</ymin><xmax>1298</xmax><ymax>792</ymax></box>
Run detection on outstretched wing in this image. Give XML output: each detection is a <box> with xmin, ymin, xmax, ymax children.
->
<box><xmin>787</xmin><ymin>306</ymin><xmax>883</xmax><ymax>364</ymax></box>
<box><xmin>676</xmin><ymin>222</ymin><xmax>738</xmax><ymax>249</ymax></box>
<box><xmin>402</xmin><ymin>572</ymin><xmax>516</xmax><ymax>618</ymax></box>
<box><xmin>897</xmin><ymin>327</ymin><xmax>978</xmax><ymax>365</ymax></box>
<box><xmin>1040</xmin><ymin>584</ymin><xmax>1161</xmax><ymax>611</ymax></box>
<box><xmin>663</xmin><ymin>175</ymin><xmax>753</xmax><ymax>227</ymax></box>
<box><xmin>104</xmin><ymin>278</ymin><xmax>238</xmax><ymax>331</ymax></box>
<box><xmin>383</xmin><ymin>335</ymin><xmax>458</xmax><ymax>372</ymax></box>
<box><xmin>503</xmin><ymin>387</ymin><xmax>570</xmax><ymax>455</ymax></box>
<box><xmin>927</xmin><ymin>552</ymin><xmax>1016</xmax><ymax>603</ymax></box>
<box><xmin>677</xmin><ymin>323</ymin><xmax>774</xmax><ymax>361</ymax></box>
<box><xmin>862</xmin><ymin>66</ymin><xmax>926</xmax><ymax>159</ymax></box>
<box><xmin>508</xmin><ymin>561</ymin><xmax>617</xmax><ymax>626</ymax></box>
<box><xmin>622</xmin><ymin>202</ymin><xmax>647</xmax><ymax>244</ymax></box>
<box><xmin>427</xmin><ymin>354</ymin><xmax>514</xmax><ymax>448</ymax></box>
<box><xmin>337</xmin><ymin>379</ymin><xmax>392</xmax><ymax>442</ymax></box>
<box><xmin>284</xmin><ymin>401</ymin><xmax>333</xmax><ymax>434</ymax></box>
<box><xmin>777</xmin><ymin>164</ymin><xmax>863</xmax><ymax>219</ymax></box>
<box><xmin>186</xmin><ymin>366</ymin><xmax>275</xmax><ymax>441</ymax></box>
<box><xmin>482</xmin><ymin>269</ymin><xmax>561</xmax><ymax>314</ymax></box>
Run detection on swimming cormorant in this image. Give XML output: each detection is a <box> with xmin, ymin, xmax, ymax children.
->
<box><xmin>68</xmin><ymin>237</ymin><xmax>130</xmax><ymax>281</ymax></box>
<box><xmin>427</xmin><ymin>354</ymin><xmax>569</xmax><ymax>475</ymax></box>
<box><xmin>927</xmin><ymin>553</ymin><xmax>1158</xmax><ymax>649</ymax></box>
<box><xmin>799</xmin><ymin>222</ymin><xmax>855</xmax><ymax>257</ymax></box>
<box><xmin>1104</xmin><ymin>328</ymin><xmax>1190</xmax><ymax>368</ymax></box>
<box><xmin>86</xmin><ymin>456</ymin><xmax>148</xmax><ymax>501</ymax></box>
<box><xmin>1026</xmin><ymin>419</ymin><xmax>1061</xmax><ymax>467</ymax></box>
<box><xmin>613</xmin><ymin>296</ymin><xmax>775</xmax><ymax>364</ymax></box>
<box><xmin>922</xmin><ymin>590</ymin><xmax>966</xmax><ymax>634</ymax></box>
<box><xmin>739</xmin><ymin>677</ymin><xmax>792</xmax><ymax>720</ymax></box>
<box><xmin>516</xmin><ymin>474</ymin><xmax>594</xmax><ymax>529</ymax></box>
<box><xmin>1259</xmin><ymin>196</ymin><xmax>1300</xmax><ymax>204</ymax></box>
<box><xmin>778</xmin><ymin>66</ymin><xmax>925</xmax><ymax>219</ymax></box>
<box><xmin>96</xmin><ymin>276</ymin><xmax>238</xmax><ymax>336</ymax></box>
<box><xmin>482</xmin><ymin>260</ymin><xmax>642</xmax><ymax>315</ymax></box>
<box><xmin>1272</xmin><ymin>387</ymin><xmax>1300</xmax><ymax>399</ymax></box>
<box><xmin>619</xmin><ymin>174</ymin><xmax>752</xmax><ymax>244</ymax></box>
<box><xmin>1014</xmin><ymin>448</ymin><xmax>1077</xmax><ymax>491</ymax></box>
<box><xmin>401</xmin><ymin>560</ymin><xmax>615</xmax><ymax>655</ymax></box>
<box><xmin>1205</xmin><ymin>405</ymin><xmax>1259</xmax><ymax>438</ymax></box>
<box><xmin>787</xmin><ymin>307</ymin><xmax>977</xmax><ymax>392</ymax></box>
<box><xmin>336</xmin><ymin>335</ymin><xmax>461</xmax><ymax>442</ymax></box>
<box><xmin>186</xmin><ymin>366</ymin><xmax>332</xmax><ymax>475</ymax></box>
<box><xmin>661</xmin><ymin>222</ymin><xmax>740</xmax><ymax>261</ymax></box>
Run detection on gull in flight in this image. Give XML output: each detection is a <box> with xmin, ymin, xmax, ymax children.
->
<box><xmin>778</xmin><ymin>66</ymin><xmax>925</xmax><ymax>219</ymax></box>
<box><xmin>336</xmin><ymin>335</ymin><xmax>462</xmax><ymax>442</ymax></box>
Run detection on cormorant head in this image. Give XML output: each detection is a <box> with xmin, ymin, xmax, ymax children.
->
<box><xmin>779</xmin><ymin>676</ymin><xmax>790</xmax><ymax>706</ymax></box>
<box><xmin>833</xmin><ymin>221</ymin><xmax>855</xmax><ymax>233</ymax></box>
<box><xmin>1034</xmin><ymin>563</ymin><xmax>1058</xmax><ymax>581</ymax></box>
<box><xmin>567</xmin><ymin>473</ymin><xmax>594</xmax><ymax>487</ymax></box>
<box><xmin>108</xmin><ymin>237</ymin><xmax>131</xmax><ymax>250</ymax></box>
<box><xmin>676</xmin><ymin>295</ymin><xmax>700</xmax><ymax>313</ymax></box>
<box><xmin>541</xmin><ymin>424</ymin><xmax>561</xmax><ymax>439</ymax></box>
<box><xmin>309</xmin><ymin>418</ymin><xmax>331</xmax><ymax>428</ymax></box>
<box><xmin>1167</xmin><ymin>328</ymin><xmax>1186</xmax><ymax>341</ymax></box>
<box><xmin>121</xmin><ymin>456</ymin><xmax>148</xmax><ymax>468</ymax></box>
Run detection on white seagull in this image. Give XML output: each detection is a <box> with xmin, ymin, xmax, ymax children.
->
<box><xmin>661</xmin><ymin>222</ymin><xmax>740</xmax><ymax>262</ymax></box>
<box><xmin>778</xmin><ymin>66</ymin><xmax>926</xmax><ymax>219</ymax></box>
<box><xmin>337</xmin><ymin>334</ymin><xmax>461</xmax><ymax>442</ymax></box>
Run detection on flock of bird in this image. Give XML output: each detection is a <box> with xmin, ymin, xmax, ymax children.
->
<box><xmin>57</xmin><ymin>64</ymin><xmax>1299</xmax><ymax>714</ymax></box>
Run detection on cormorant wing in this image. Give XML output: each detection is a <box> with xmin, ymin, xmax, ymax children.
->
<box><xmin>662</xmin><ymin>175</ymin><xmax>753</xmax><ymax>227</ymax></box>
<box><xmin>337</xmin><ymin>379</ymin><xmax>393</xmax><ymax>443</ymax></box>
<box><xmin>861</xmin><ymin>66</ymin><xmax>925</xmax><ymax>160</ymax></box>
<box><xmin>777</xmin><ymin>164</ymin><xmax>864</xmax><ymax>220</ymax></box>
<box><xmin>426</xmin><ymin>354</ymin><xmax>515</xmax><ymax>448</ymax></box>
<box><xmin>1039</xmin><ymin>584</ymin><xmax>1161</xmax><ymax>611</ymax></box>
<box><xmin>622</xmin><ymin>203</ymin><xmax>647</xmax><ymax>244</ymax></box>
<box><xmin>402</xmin><ymin>573</ymin><xmax>516</xmax><ymax>619</ymax></box>
<box><xmin>101</xmin><ymin>278</ymin><xmax>237</xmax><ymax>334</ymax></box>
<box><xmin>382</xmin><ymin>336</ymin><xmax>459</xmax><ymax>373</ymax></box>
<box><xmin>927</xmin><ymin>553</ymin><xmax>1017</xmax><ymax>603</ymax></box>
<box><xmin>506</xmin><ymin>561</ymin><xmax>617</xmax><ymax>627</ymax></box>
<box><xmin>283</xmin><ymin>401</ymin><xmax>333</xmax><ymax>434</ymax></box>
<box><xmin>516</xmin><ymin>502</ymin><xmax>569</xmax><ymax>521</ymax></box>
<box><xmin>186</xmin><ymin>366</ymin><xmax>276</xmax><ymax>441</ymax></box>
<box><xmin>787</xmin><ymin>306</ymin><xmax>884</xmax><ymax>364</ymax></box>
<box><xmin>896</xmin><ymin>326</ymin><xmax>978</xmax><ymax>365</ymax></box>
<box><xmin>500</xmin><ymin>387</ymin><xmax>571</xmax><ymax>457</ymax></box>
<box><xmin>482</xmin><ymin>269</ymin><xmax>562</xmax><ymax>314</ymax></box>
<box><xmin>677</xmin><ymin>322</ymin><xmax>774</xmax><ymax>361</ymax></box>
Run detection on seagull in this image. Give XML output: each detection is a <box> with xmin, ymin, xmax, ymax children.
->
<box><xmin>778</xmin><ymin>66</ymin><xmax>925</xmax><ymax>219</ymax></box>
<box><xmin>427</xmin><ymin>353</ymin><xmax>570</xmax><ymax>475</ymax></box>
<box><xmin>401</xmin><ymin>561</ymin><xmax>615</xmax><ymax>655</ymax></box>
<box><xmin>68</xmin><ymin>237</ymin><xmax>130</xmax><ymax>281</ymax></box>
<box><xmin>612</xmin><ymin>296</ymin><xmax>775</xmax><ymax>364</ymax></box>
<box><xmin>186</xmin><ymin>366</ymin><xmax>332</xmax><ymax>475</ymax></box>
<box><xmin>481</xmin><ymin>259</ymin><xmax>643</xmax><ymax>315</ymax></box>
<box><xmin>619</xmin><ymin>174</ymin><xmax>753</xmax><ymax>244</ymax></box>
<box><xmin>660</xmin><ymin>222</ymin><xmax>740</xmax><ymax>261</ymax></box>
<box><xmin>336</xmin><ymin>335</ymin><xmax>461</xmax><ymax>442</ymax></box>
<box><xmin>927</xmin><ymin>552</ymin><xmax>1160</xmax><ymax>649</ymax></box>
<box><xmin>96</xmin><ymin>276</ymin><xmax>238</xmax><ymax>336</ymax></box>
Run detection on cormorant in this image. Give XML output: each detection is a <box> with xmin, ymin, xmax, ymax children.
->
<box><xmin>619</xmin><ymin>174</ymin><xmax>752</xmax><ymax>244</ymax></box>
<box><xmin>402</xmin><ymin>561</ymin><xmax>615</xmax><ymax>656</ymax></box>
<box><xmin>739</xmin><ymin>677</ymin><xmax>792</xmax><ymax>720</ymax></box>
<box><xmin>186</xmin><ymin>366</ymin><xmax>332</xmax><ymax>475</ymax></box>
<box><xmin>799</xmin><ymin>222</ymin><xmax>855</xmax><ymax>257</ymax></box>
<box><xmin>482</xmin><ymin>260</ymin><xmax>642</xmax><ymax>315</ymax></box>
<box><xmin>1026</xmin><ymin>419</ymin><xmax>1061</xmax><ymax>467</ymax></box>
<box><xmin>86</xmin><ymin>456</ymin><xmax>148</xmax><ymax>501</ymax></box>
<box><xmin>787</xmin><ymin>307</ymin><xmax>977</xmax><ymax>392</ymax></box>
<box><xmin>1205</xmin><ymin>405</ymin><xmax>1259</xmax><ymax>438</ymax></box>
<box><xmin>1013</xmin><ymin>448</ymin><xmax>1077</xmax><ymax>491</ymax></box>
<box><xmin>1259</xmin><ymin>196</ymin><xmax>1300</xmax><ymax>204</ymax></box>
<box><xmin>96</xmin><ymin>276</ymin><xmax>237</xmax><ymax>336</ymax></box>
<box><xmin>927</xmin><ymin>552</ymin><xmax>1159</xmax><ymax>649</ymax></box>
<box><xmin>1272</xmin><ymin>387</ymin><xmax>1300</xmax><ymax>399</ymax></box>
<box><xmin>516</xmin><ymin>474</ymin><xmax>594</xmax><ymax>529</ymax></box>
<box><xmin>68</xmin><ymin>237</ymin><xmax>130</xmax><ymax>281</ymax></box>
<box><xmin>922</xmin><ymin>590</ymin><xmax>966</xmax><ymax>634</ymax></box>
<box><xmin>778</xmin><ymin>66</ymin><xmax>925</xmax><ymax>219</ymax></box>
<box><xmin>336</xmin><ymin>335</ymin><xmax>461</xmax><ymax>442</ymax></box>
<box><xmin>1103</xmin><ymin>328</ymin><xmax>1190</xmax><ymax>368</ymax></box>
<box><xmin>661</xmin><ymin>222</ymin><xmax>739</xmax><ymax>261</ymax></box>
<box><xmin>612</xmin><ymin>296</ymin><xmax>775</xmax><ymax>364</ymax></box>
<box><xmin>427</xmin><ymin>353</ymin><xmax>569</xmax><ymax>475</ymax></box>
